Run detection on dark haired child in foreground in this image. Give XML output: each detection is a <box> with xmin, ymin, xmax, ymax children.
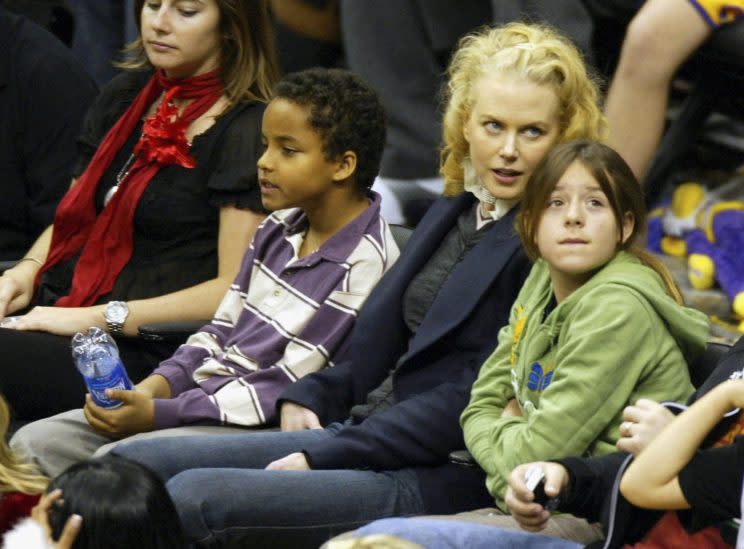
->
<box><xmin>3</xmin><ymin>456</ymin><xmax>185</xmax><ymax>549</ymax></box>
<box><xmin>12</xmin><ymin>67</ymin><xmax>398</xmax><ymax>477</ymax></box>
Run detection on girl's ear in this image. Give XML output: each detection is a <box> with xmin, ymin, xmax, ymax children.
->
<box><xmin>332</xmin><ymin>151</ymin><xmax>357</xmax><ymax>182</ymax></box>
<box><xmin>620</xmin><ymin>211</ymin><xmax>635</xmax><ymax>245</ymax></box>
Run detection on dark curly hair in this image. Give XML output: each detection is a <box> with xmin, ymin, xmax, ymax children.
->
<box><xmin>275</xmin><ymin>68</ymin><xmax>387</xmax><ymax>192</ymax></box>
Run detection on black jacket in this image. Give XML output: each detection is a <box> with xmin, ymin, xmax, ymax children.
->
<box><xmin>279</xmin><ymin>193</ymin><xmax>532</xmax><ymax>512</ymax></box>
<box><xmin>0</xmin><ymin>8</ymin><xmax>97</xmax><ymax>260</ymax></box>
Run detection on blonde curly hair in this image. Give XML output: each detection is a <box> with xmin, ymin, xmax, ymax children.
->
<box><xmin>440</xmin><ymin>22</ymin><xmax>606</xmax><ymax>196</ymax></box>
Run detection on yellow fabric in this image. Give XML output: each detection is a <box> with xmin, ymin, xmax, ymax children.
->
<box><xmin>688</xmin><ymin>0</ymin><xmax>744</xmax><ymax>27</ymax></box>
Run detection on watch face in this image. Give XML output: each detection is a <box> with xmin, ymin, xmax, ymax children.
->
<box><xmin>106</xmin><ymin>301</ymin><xmax>129</xmax><ymax>323</ymax></box>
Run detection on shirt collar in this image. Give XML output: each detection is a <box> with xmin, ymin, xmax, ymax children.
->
<box><xmin>283</xmin><ymin>191</ymin><xmax>383</xmax><ymax>264</ymax></box>
<box><xmin>476</xmin><ymin>198</ymin><xmax>518</xmax><ymax>229</ymax></box>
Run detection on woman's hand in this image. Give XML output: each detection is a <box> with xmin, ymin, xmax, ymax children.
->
<box><xmin>31</xmin><ymin>489</ymin><xmax>82</xmax><ymax>549</ymax></box>
<box><xmin>2</xmin><ymin>305</ymin><xmax>105</xmax><ymax>336</ymax></box>
<box><xmin>616</xmin><ymin>399</ymin><xmax>675</xmax><ymax>456</ymax></box>
<box><xmin>83</xmin><ymin>390</ymin><xmax>156</xmax><ymax>439</ymax></box>
<box><xmin>0</xmin><ymin>266</ymin><xmax>36</xmax><ymax>318</ymax></box>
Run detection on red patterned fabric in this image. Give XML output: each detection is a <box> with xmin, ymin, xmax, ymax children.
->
<box><xmin>0</xmin><ymin>492</ymin><xmax>39</xmax><ymax>534</ymax></box>
<box><xmin>624</xmin><ymin>510</ymin><xmax>730</xmax><ymax>549</ymax></box>
<box><xmin>38</xmin><ymin>69</ymin><xmax>223</xmax><ymax>307</ymax></box>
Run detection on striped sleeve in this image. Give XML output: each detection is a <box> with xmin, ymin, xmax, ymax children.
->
<box><xmin>209</xmin><ymin>232</ymin><xmax>398</xmax><ymax>427</ymax></box>
<box><xmin>150</xmin><ymin>241</ymin><xmax>258</xmax><ymax>397</ymax></box>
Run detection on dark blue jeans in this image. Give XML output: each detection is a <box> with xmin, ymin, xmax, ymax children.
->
<box><xmin>112</xmin><ymin>424</ymin><xmax>427</xmax><ymax>548</ymax></box>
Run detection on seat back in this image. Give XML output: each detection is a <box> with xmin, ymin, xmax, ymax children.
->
<box><xmin>390</xmin><ymin>224</ymin><xmax>413</xmax><ymax>251</ymax></box>
<box><xmin>689</xmin><ymin>341</ymin><xmax>732</xmax><ymax>389</ymax></box>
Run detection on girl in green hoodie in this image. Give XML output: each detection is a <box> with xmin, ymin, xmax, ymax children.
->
<box><xmin>460</xmin><ymin>140</ymin><xmax>709</xmax><ymax>542</ymax></box>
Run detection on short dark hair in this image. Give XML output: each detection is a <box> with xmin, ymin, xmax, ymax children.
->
<box><xmin>275</xmin><ymin>68</ymin><xmax>387</xmax><ymax>192</ymax></box>
<box><xmin>46</xmin><ymin>456</ymin><xmax>186</xmax><ymax>549</ymax></box>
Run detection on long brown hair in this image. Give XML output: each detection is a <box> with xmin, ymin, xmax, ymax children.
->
<box><xmin>0</xmin><ymin>396</ymin><xmax>47</xmax><ymax>495</ymax></box>
<box><xmin>121</xmin><ymin>0</ymin><xmax>279</xmax><ymax>104</ymax></box>
<box><xmin>517</xmin><ymin>140</ymin><xmax>683</xmax><ymax>303</ymax></box>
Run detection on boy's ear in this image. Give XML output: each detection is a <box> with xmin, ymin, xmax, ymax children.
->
<box><xmin>331</xmin><ymin>151</ymin><xmax>357</xmax><ymax>182</ymax></box>
<box><xmin>620</xmin><ymin>211</ymin><xmax>635</xmax><ymax>244</ymax></box>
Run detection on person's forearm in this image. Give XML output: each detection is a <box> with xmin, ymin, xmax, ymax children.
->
<box><xmin>24</xmin><ymin>224</ymin><xmax>54</xmax><ymax>264</ymax></box>
<box><xmin>621</xmin><ymin>381</ymin><xmax>740</xmax><ymax>502</ymax></box>
<box><xmin>119</xmin><ymin>275</ymin><xmax>233</xmax><ymax>337</ymax></box>
<box><xmin>7</xmin><ymin>225</ymin><xmax>54</xmax><ymax>278</ymax></box>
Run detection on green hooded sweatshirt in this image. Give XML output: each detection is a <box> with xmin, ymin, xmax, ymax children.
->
<box><xmin>461</xmin><ymin>251</ymin><xmax>709</xmax><ymax>510</ymax></box>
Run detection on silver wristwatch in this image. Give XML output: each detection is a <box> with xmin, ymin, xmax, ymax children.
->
<box><xmin>103</xmin><ymin>301</ymin><xmax>129</xmax><ymax>336</ymax></box>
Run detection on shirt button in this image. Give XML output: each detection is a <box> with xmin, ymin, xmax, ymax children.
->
<box><xmin>273</xmin><ymin>288</ymin><xmax>281</xmax><ymax>297</ymax></box>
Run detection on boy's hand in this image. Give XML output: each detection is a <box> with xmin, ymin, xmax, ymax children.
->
<box><xmin>265</xmin><ymin>452</ymin><xmax>311</xmax><ymax>471</ymax></box>
<box><xmin>83</xmin><ymin>390</ymin><xmax>155</xmax><ymax>438</ymax></box>
<box><xmin>280</xmin><ymin>401</ymin><xmax>322</xmax><ymax>431</ymax></box>
<box><xmin>32</xmin><ymin>489</ymin><xmax>82</xmax><ymax>549</ymax></box>
<box><xmin>616</xmin><ymin>399</ymin><xmax>674</xmax><ymax>456</ymax></box>
<box><xmin>505</xmin><ymin>462</ymin><xmax>568</xmax><ymax>532</ymax></box>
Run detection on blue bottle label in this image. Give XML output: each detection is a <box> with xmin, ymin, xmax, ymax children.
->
<box><xmin>84</xmin><ymin>360</ymin><xmax>133</xmax><ymax>409</ymax></box>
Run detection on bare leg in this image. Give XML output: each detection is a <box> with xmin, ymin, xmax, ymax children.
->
<box><xmin>604</xmin><ymin>0</ymin><xmax>710</xmax><ymax>180</ymax></box>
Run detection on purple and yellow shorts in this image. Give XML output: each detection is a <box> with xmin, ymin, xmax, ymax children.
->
<box><xmin>688</xmin><ymin>0</ymin><xmax>744</xmax><ymax>27</ymax></box>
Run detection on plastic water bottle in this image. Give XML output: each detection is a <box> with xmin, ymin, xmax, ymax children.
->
<box><xmin>71</xmin><ymin>327</ymin><xmax>133</xmax><ymax>408</ymax></box>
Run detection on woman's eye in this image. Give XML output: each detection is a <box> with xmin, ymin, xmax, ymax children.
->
<box><xmin>588</xmin><ymin>198</ymin><xmax>605</xmax><ymax>207</ymax></box>
<box><xmin>283</xmin><ymin>148</ymin><xmax>298</xmax><ymax>156</ymax></box>
<box><xmin>523</xmin><ymin>126</ymin><xmax>544</xmax><ymax>138</ymax></box>
<box><xmin>484</xmin><ymin>121</ymin><xmax>502</xmax><ymax>132</ymax></box>
<box><xmin>145</xmin><ymin>1</ymin><xmax>160</xmax><ymax>9</ymax></box>
<box><xmin>548</xmin><ymin>198</ymin><xmax>563</xmax><ymax>207</ymax></box>
<box><xmin>179</xmin><ymin>9</ymin><xmax>198</xmax><ymax>17</ymax></box>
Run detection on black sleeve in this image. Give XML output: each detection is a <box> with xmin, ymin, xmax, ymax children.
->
<box><xmin>301</xmin><ymin>358</ymin><xmax>482</xmax><ymax>471</ymax></box>
<box><xmin>278</xmin><ymin>358</ymin><xmax>356</xmax><ymax>424</ymax></box>
<box><xmin>21</xmin><ymin>48</ymin><xmax>98</xmax><ymax>233</ymax></box>
<box><xmin>555</xmin><ymin>452</ymin><xmax>630</xmax><ymax>524</ymax></box>
<box><xmin>205</xmin><ymin>102</ymin><xmax>266</xmax><ymax>213</ymax></box>
<box><xmin>678</xmin><ymin>436</ymin><xmax>744</xmax><ymax>526</ymax></box>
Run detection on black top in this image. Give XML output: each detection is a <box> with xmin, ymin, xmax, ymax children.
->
<box><xmin>0</xmin><ymin>8</ymin><xmax>98</xmax><ymax>260</ymax></box>
<box><xmin>402</xmin><ymin>204</ymin><xmax>490</xmax><ymax>334</ymax></box>
<box><xmin>678</xmin><ymin>435</ymin><xmax>744</xmax><ymax>529</ymax></box>
<box><xmin>36</xmin><ymin>70</ymin><xmax>265</xmax><ymax>305</ymax></box>
<box><xmin>280</xmin><ymin>194</ymin><xmax>531</xmax><ymax>513</ymax></box>
<box><xmin>349</xmin><ymin>205</ymin><xmax>494</xmax><ymax>422</ymax></box>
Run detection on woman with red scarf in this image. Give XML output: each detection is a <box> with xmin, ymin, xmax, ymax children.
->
<box><xmin>0</xmin><ymin>0</ymin><xmax>279</xmax><ymax>420</ymax></box>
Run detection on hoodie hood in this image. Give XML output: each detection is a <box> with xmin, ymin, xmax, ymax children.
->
<box><xmin>535</xmin><ymin>251</ymin><xmax>709</xmax><ymax>364</ymax></box>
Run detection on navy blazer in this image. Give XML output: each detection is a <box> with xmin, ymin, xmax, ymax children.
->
<box><xmin>280</xmin><ymin>193</ymin><xmax>531</xmax><ymax>500</ymax></box>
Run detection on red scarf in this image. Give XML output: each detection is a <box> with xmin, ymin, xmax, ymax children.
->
<box><xmin>39</xmin><ymin>69</ymin><xmax>224</xmax><ymax>307</ymax></box>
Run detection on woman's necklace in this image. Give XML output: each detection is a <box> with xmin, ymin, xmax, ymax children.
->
<box><xmin>104</xmin><ymin>151</ymin><xmax>137</xmax><ymax>207</ymax></box>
